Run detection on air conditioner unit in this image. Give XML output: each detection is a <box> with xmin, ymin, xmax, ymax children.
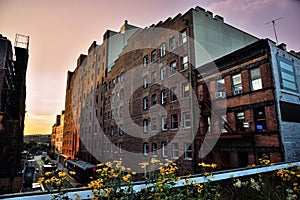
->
<box><xmin>215</xmin><ymin>92</ymin><xmax>226</xmax><ymax>99</ymax></box>
<box><xmin>234</xmin><ymin>89</ymin><xmax>242</xmax><ymax>95</ymax></box>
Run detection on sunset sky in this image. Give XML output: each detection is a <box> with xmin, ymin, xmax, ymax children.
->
<box><xmin>0</xmin><ymin>0</ymin><xmax>299</xmax><ymax>135</ymax></box>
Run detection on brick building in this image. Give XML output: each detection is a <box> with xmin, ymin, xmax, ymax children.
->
<box><xmin>61</xmin><ymin>6</ymin><xmax>260</xmax><ymax>174</ymax></box>
<box><xmin>61</xmin><ymin>6</ymin><xmax>300</xmax><ymax>175</ymax></box>
<box><xmin>0</xmin><ymin>34</ymin><xmax>29</xmax><ymax>193</ymax></box>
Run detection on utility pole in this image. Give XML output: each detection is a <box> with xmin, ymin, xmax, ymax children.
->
<box><xmin>266</xmin><ymin>17</ymin><xmax>282</xmax><ymax>44</ymax></box>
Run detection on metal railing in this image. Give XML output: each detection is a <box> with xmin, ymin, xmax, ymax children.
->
<box><xmin>1</xmin><ymin>161</ymin><xmax>299</xmax><ymax>200</ymax></box>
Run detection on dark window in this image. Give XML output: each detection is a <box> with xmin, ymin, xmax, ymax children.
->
<box><xmin>151</xmin><ymin>94</ymin><xmax>157</xmax><ymax>105</ymax></box>
<box><xmin>171</xmin><ymin>87</ymin><xmax>177</xmax><ymax>101</ymax></box>
<box><xmin>170</xmin><ymin>61</ymin><xmax>177</xmax><ymax>75</ymax></box>
<box><xmin>171</xmin><ymin>115</ymin><xmax>178</xmax><ymax>129</ymax></box>
<box><xmin>236</xmin><ymin>112</ymin><xmax>245</xmax><ymax>132</ymax></box>
<box><xmin>280</xmin><ymin>101</ymin><xmax>300</xmax><ymax>123</ymax></box>
<box><xmin>151</xmin><ymin>50</ymin><xmax>157</xmax><ymax>62</ymax></box>
<box><xmin>254</xmin><ymin>108</ymin><xmax>267</xmax><ymax>131</ymax></box>
<box><xmin>184</xmin><ymin>143</ymin><xmax>192</xmax><ymax>160</ymax></box>
<box><xmin>237</xmin><ymin>151</ymin><xmax>249</xmax><ymax>167</ymax></box>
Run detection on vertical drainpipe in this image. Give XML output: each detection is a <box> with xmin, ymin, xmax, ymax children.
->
<box><xmin>183</xmin><ymin>17</ymin><xmax>196</xmax><ymax>174</ymax></box>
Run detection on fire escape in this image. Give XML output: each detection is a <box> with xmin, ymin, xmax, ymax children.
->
<box><xmin>0</xmin><ymin>34</ymin><xmax>29</xmax><ymax>193</ymax></box>
<box><xmin>195</xmin><ymin>83</ymin><xmax>242</xmax><ymax>170</ymax></box>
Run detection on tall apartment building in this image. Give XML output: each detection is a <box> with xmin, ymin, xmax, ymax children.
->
<box><xmin>62</xmin><ymin>6</ymin><xmax>261</xmax><ymax>174</ymax></box>
<box><xmin>51</xmin><ymin>111</ymin><xmax>65</xmax><ymax>163</ymax></box>
<box><xmin>0</xmin><ymin>34</ymin><xmax>29</xmax><ymax>193</ymax></box>
<box><xmin>62</xmin><ymin>21</ymin><xmax>138</xmax><ymax>163</ymax></box>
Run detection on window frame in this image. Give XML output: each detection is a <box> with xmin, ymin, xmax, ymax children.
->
<box><xmin>179</xmin><ymin>29</ymin><xmax>187</xmax><ymax>44</ymax></box>
<box><xmin>172</xmin><ymin>143</ymin><xmax>179</xmax><ymax>158</ymax></box>
<box><xmin>232</xmin><ymin>73</ymin><xmax>243</xmax><ymax>95</ymax></box>
<box><xmin>143</xmin><ymin>142</ymin><xmax>149</xmax><ymax>156</ymax></box>
<box><xmin>184</xmin><ymin>143</ymin><xmax>192</xmax><ymax>160</ymax></box>
<box><xmin>152</xmin><ymin>143</ymin><xmax>158</xmax><ymax>157</ymax></box>
<box><xmin>161</xmin><ymin>90</ymin><xmax>167</xmax><ymax>105</ymax></box>
<box><xmin>171</xmin><ymin>114</ymin><xmax>178</xmax><ymax>129</ymax></box>
<box><xmin>161</xmin><ymin>115</ymin><xmax>167</xmax><ymax>131</ymax></box>
<box><xmin>170</xmin><ymin>61</ymin><xmax>177</xmax><ymax>75</ymax></box>
<box><xmin>160</xmin><ymin>66</ymin><xmax>167</xmax><ymax>80</ymax></box>
<box><xmin>183</xmin><ymin>112</ymin><xmax>191</xmax><ymax>128</ymax></box>
<box><xmin>250</xmin><ymin>68</ymin><xmax>262</xmax><ymax>91</ymax></box>
<box><xmin>143</xmin><ymin>55</ymin><xmax>148</xmax><ymax>67</ymax></box>
<box><xmin>161</xmin><ymin>142</ymin><xmax>168</xmax><ymax>157</ymax></box>
<box><xmin>181</xmin><ymin>56</ymin><xmax>188</xmax><ymax>71</ymax></box>
<box><xmin>159</xmin><ymin>43</ymin><xmax>166</xmax><ymax>57</ymax></box>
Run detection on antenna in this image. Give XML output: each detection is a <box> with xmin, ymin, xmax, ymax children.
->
<box><xmin>266</xmin><ymin>17</ymin><xmax>282</xmax><ymax>44</ymax></box>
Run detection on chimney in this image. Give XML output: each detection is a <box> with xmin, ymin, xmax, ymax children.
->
<box><xmin>278</xmin><ymin>43</ymin><xmax>287</xmax><ymax>51</ymax></box>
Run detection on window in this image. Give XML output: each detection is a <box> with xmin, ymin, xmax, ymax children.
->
<box><xmin>119</xmin><ymin>125</ymin><xmax>123</xmax><ymax>135</ymax></box>
<box><xmin>172</xmin><ymin>143</ymin><xmax>179</xmax><ymax>158</ymax></box>
<box><xmin>254</xmin><ymin>108</ymin><xmax>266</xmax><ymax>131</ymax></box>
<box><xmin>161</xmin><ymin>142</ymin><xmax>168</xmax><ymax>157</ymax></box>
<box><xmin>171</xmin><ymin>87</ymin><xmax>177</xmax><ymax>101</ymax></box>
<box><xmin>183</xmin><ymin>112</ymin><xmax>191</xmax><ymax>128</ymax></box>
<box><xmin>152</xmin><ymin>143</ymin><xmax>157</xmax><ymax>157</ymax></box>
<box><xmin>111</xmin><ymin>110</ymin><xmax>114</xmax><ymax>119</ymax></box>
<box><xmin>160</xmin><ymin>66</ymin><xmax>167</xmax><ymax>80</ymax></box>
<box><xmin>181</xmin><ymin>56</ymin><xmax>188</xmax><ymax>70</ymax></box>
<box><xmin>111</xmin><ymin>126</ymin><xmax>115</xmax><ymax>136</ymax></box>
<box><xmin>159</xmin><ymin>43</ymin><xmax>166</xmax><ymax>57</ymax></box>
<box><xmin>236</xmin><ymin>112</ymin><xmax>245</xmax><ymax>132</ymax></box>
<box><xmin>250</xmin><ymin>68</ymin><xmax>262</xmax><ymax>91</ymax></box>
<box><xmin>171</xmin><ymin>115</ymin><xmax>178</xmax><ymax>129</ymax></box>
<box><xmin>115</xmin><ymin>108</ymin><xmax>118</xmax><ymax>119</ymax></box>
<box><xmin>143</xmin><ymin>97</ymin><xmax>149</xmax><ymax>110</ymax></box>
<box><xmin>143</xmin><ymin>143</ymin><xmax>149</xmax><ymax>156</ymax></box>
<box><xmin>119</xmin><ymin>143</ymin><xmax>123</xmax><ymax>153</ymax></box>
<box><xmin>151</xmin><ymin>50</ymin><xmax>157</xmax><ymax>62</ymax></box>
<box><xmin>161</xmin><ymin>115</ymin><xmax>167</xmax><ymax>131</ymax></box>
<box><xmin>161</xmin><ymin>90</ymin><xmax>167</xmax><ymax>105</ymax></box>
<box><xmin>277</xmin><ymin>56</ymin><xmax>298</xmax><ymax>92</ymax></box>
<box><xmin>216</xmin><ymin>79</ymin><xmax>225</xmax><ymax>93</ymax></box>
<box><xmin>120</xmin><ymin>89</ymin><xmax>124</xmax><ymax>100</ymax></box>
<box><xmin>151</xmin><ymin>118</ymin><xmax>157</xmax><ymax>131</ymax></box>
<box><xmin>119</xmin><ymin>106</ymin><xmax>123</xmax><ymax>117</ymax></box>
<box><xmin>151</xmin><ymin>71</ymin><xmax>157</xmax><ymax>83</ymax></box>
<box><xmin>143</xmin><ymin>119</ymin><xmax>148</xmax><ymax>133</ymax></box>
<box><xmin>170</xmin><ymin>61</ymin><xmax>177</xmax><ymax>75</ymax></box>
<box><xmin>180</xmin><ymin>29</ymin><xmax>187</xmax><ymax>44</ymax></box>
<box><xmin>182</xmin><ymin>82</ymin><xmax>190</xmax><ymax>98</ymax></box>
<box><xmin>232</xmin><ymin>74</ymin><xmax>242</xmax><ymax>95</ymax></box>
<box><xmin>169</xmin><ymin>37</ymin><xmax>175</xmax><ymax>51</ymax></box>
<box><xmin>143</xmin><ymin>75</ymin><xmax>148</xmax><ymax>88</ymax></box>
<box><xmin>184</xmin><ymin>143</ymin><xmax>192</xmax><ymax>160</ymax></box>
<box><xmin>143</xmin><ymin>55</ymin><xmax>148</xmax><ymax>67</ymax></box>
<box><xmin>151</xmin><ymin>94</ymin><xmax>157</xmax><ymax>105</ymax></box>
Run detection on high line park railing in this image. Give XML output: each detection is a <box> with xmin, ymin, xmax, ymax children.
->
<box><xmin>1</xmin><ymin>161</ymin><xmax>299</xmax><ymax>200</ymax></box>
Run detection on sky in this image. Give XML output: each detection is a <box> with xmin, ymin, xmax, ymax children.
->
<box><xmin>0</xmin><ymin>0</ymin><xmax>299</xmax><ymax>135</ymax></box>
